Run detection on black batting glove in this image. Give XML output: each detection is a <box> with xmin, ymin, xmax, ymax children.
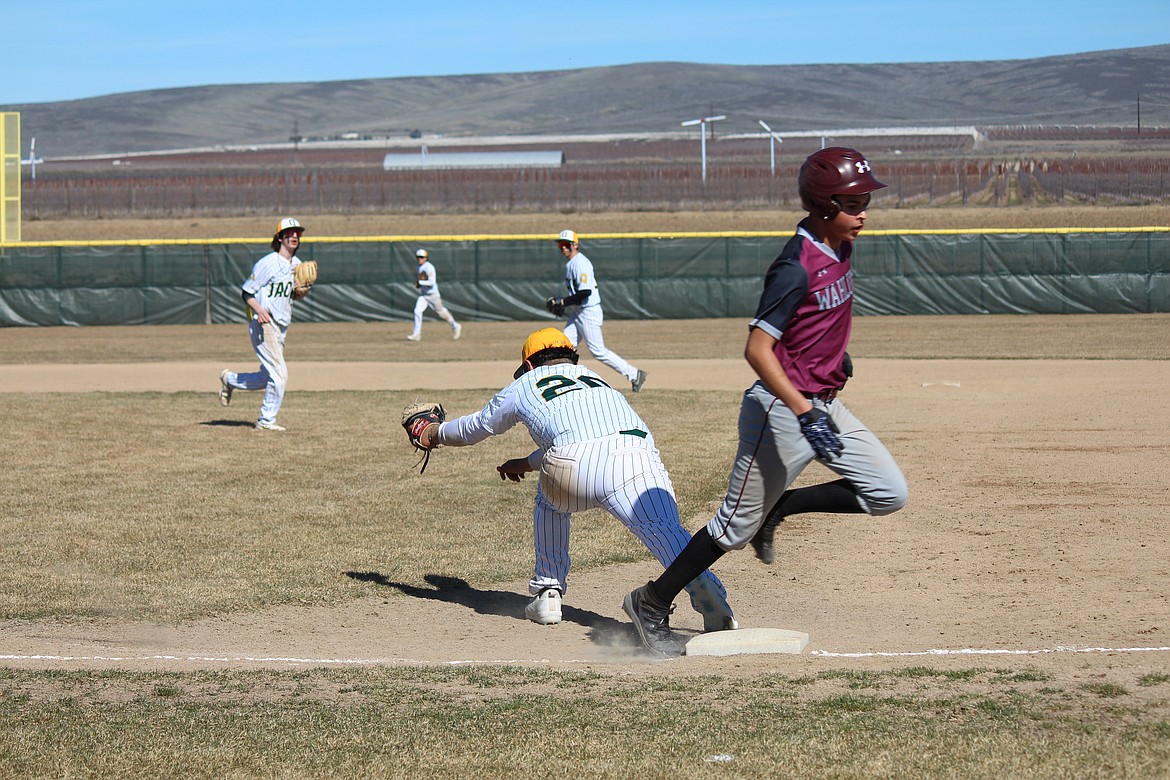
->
<box><xmin>798</xmin><ymin>407</ymin><xmax>843</xmax><ymax>461</ymax></box>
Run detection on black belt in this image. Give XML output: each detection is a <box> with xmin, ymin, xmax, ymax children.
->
<box><xmin>802</xmin><ymin>389</ymin><xmax>839</xmax><ymax>402</ymax></box>
<box><xmin>619</xmin><ymin>428</ymin><xmax>648</xmax><ymax>438</ymax></box>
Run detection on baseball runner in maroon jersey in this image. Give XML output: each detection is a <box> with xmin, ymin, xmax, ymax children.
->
<box><xmin>622</xmin><ymin>147</ymin><xmax>910</xmax><ymax>654</ymax></box>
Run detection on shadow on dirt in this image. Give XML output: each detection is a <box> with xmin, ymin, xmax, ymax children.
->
<box><xmin>344</xmin><ymin>570</ymin><xmax>653</xmax><ymax>652</ymax></box>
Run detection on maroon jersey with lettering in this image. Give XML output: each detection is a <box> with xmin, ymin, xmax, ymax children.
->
<box><xmin>748</xmin><ymin>219</ymin><xmax>854</xmax><ymax>395</ymax></box>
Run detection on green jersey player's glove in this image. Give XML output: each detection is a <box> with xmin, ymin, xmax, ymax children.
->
<box><xmin>402</xmin><ymin>401</ymin><xmax>446</xmax><ymax>473</ymax></box>
<box><xmin>293</xmin><ymin>260</ymin><xmax>317</xmax><ymax>299</ymax></box>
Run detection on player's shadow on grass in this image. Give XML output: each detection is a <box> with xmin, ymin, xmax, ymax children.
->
<box><xmin>344</xmin><ymin>571</ymin><xmax>637</xmax><ymax>647</ymax></box>
<box><xmin>201</xmin><ymin>419</ymin><xmax>258</xmax><ymax>428</ymax></box>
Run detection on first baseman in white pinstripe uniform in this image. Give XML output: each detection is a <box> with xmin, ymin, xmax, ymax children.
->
<box><xmin>418</xmin><ymin>327</ymin><xmax>735</xmax><ymax>631</ymax></box>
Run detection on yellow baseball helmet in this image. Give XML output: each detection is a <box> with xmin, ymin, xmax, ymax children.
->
<box><xmin>515</xmin><ymin>327</ymin><xmax>576</xmax><ymax>379</ymax></box>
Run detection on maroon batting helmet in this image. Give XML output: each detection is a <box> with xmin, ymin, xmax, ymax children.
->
<box><xmin>798</xmin><ymin>147</ymin><xmax>886</xmax><ymax>220</ymax></box>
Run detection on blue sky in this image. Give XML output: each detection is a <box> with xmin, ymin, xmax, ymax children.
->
<box><xmin>3</xmin><ymin>0</ymin><xmax>1167</xmax><ymax>105</ymax></box>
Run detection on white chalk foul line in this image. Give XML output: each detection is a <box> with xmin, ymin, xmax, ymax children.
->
<box><xmin>1</xmin><ymin>654</ymin><xmax>394</xmax><ymax>665</ymax></box>
<box><xmin>810</xmin><ymin>645</ymin><xmax>1170</xmax><ymax>658</ymax></box>
<box><xmin>0</xmin><ymin>653</ymin><xmax>599</xmax><ymax>666</ymax></box>
<box><xmin>4</xmin><ymin>645</ymin><xmax>1169</xmax><ymax>666</ymax></box>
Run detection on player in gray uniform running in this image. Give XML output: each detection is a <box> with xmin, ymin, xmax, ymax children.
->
<box><xmin>415</xmin><ymin>327</ymin><xmax>735</xmax><ymax>632</ymax></box>
<box><xmin>622</xmin><ymin>148</ymin><xmax>910</xmax><ymax>654</ymax></box>
<box><xmin>218</xmin><ymin>217</ymin><xmax>310</xmax><ymax>431</ymax></box>
<box><xmin>547</xmin><ymin>230</ymin><xmax>647</xmax><ymax>393</ymax></box>
<box><xmin>407</xmin><ymin>248</ymin><xmax>461</xmax><ymax>341</ymax></box>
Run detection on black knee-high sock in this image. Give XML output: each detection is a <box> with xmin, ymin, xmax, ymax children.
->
<box><xmin>766</xmin><ymin>478</ymin><xmax>863</xmax><ymax>522</ymax></box>
<box><xmin>646</xmin><ymin>527</ymin><xmax>725</xmax><ymax>608</ymax></box>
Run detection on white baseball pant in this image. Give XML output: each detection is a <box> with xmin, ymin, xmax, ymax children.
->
<box><xmin>529</xmin><ymin>432</ymin><xmax>734</xmax><ymax>627</ymax></box>
<box><xmin>412</xmin><ymin>291</ymin><xmax>457</xmax><ymax>336</ymax></box>
<box><xmin>563</xmin><ymin>305</ymin><xmax>638</xmax><ymax>383</ymax></box>
<box><xmin>225</xmin><ymin>320</ymin><xmax>288</xmax><ymax>426</ymax></box>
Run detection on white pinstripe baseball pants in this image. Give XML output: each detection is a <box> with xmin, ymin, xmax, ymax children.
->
<box><xmin>529</xmin><ymin>433</ymin><xmax>732</xmax><ymax>624</ymax></box>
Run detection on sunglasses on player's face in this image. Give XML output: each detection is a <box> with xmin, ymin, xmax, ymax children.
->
<box><xmin>833</xmin><ymin>194</ymin><xmax>871</xmax><ymax>216</ymax></box>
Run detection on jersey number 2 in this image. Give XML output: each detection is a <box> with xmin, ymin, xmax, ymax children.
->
<box><xmin>536</xmin><ymin>374</ymin><xmax>611</xmax><ymax>401</ymax></box>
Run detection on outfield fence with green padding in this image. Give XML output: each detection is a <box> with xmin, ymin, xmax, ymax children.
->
<box><xmin>1</xmin><ymin>228</ymin><xmax>1167</xmax><ymax>326</ymax></box>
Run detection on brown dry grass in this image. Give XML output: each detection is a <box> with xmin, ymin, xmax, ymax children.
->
<box><xmin>22</xmin><ymin>204</ymin><xmax>1170</xmax><ymax>241</ymax></box>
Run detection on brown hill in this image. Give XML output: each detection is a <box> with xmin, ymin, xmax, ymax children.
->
<box><xmin>4</xmin><ymin>46</ymin><xmax>1169</xmax><ymax>158</ymax></box>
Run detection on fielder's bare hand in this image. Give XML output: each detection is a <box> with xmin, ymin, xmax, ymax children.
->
<box><xmin>497</xmin><ymin>458</ymin><xmax>535</xmax><ymax>482</ymax></box>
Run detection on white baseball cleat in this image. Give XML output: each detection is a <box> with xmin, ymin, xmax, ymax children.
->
<box><xmin>452</xmin><ymin>323</ymin><xmax>462</xmax><ymax>340</ymax></box>
<box><xmin>525</xmin><ymin>588</ymin><xmax>563</xmax><ymax>625</ymax></box>
<box><xmin>631</xmin><ymin>369</ymin><xmax>648</xmax><ymax>393</ymax></box>
<box><xmin>254</xmin><ymin>421</ymin><xmax>286</xmax><ymax>431</ymax></box>
<box><xmin>406</xmin><ymin>333</ymin><xmax>421</xmax><ymax>341</ymax></box>
<box><xmin>218</xmin><ymin>369</ymin><xmax>233</xmax><ymax>407</ymax></box>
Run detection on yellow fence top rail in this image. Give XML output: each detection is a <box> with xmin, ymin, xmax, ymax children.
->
<box><xmin>2</xmin><ymin>226</ymin><xmax>1169</xmax><ymax>249</ymax></box>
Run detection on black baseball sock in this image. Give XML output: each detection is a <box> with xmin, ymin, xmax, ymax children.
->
<box><xmin>646</xmin><ymin>527</ymin><xmax>725</xmax><ymax>608</ymax></box>
<box><xmin>766</xmin><ymin>478</ymin><xmax>864</xmax><ymax>522</ymax></box>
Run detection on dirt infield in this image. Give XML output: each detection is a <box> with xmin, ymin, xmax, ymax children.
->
<box><xmin>2</xmin><ymin>314</ymin><xmax>1168</xmax><ymax>679</ymax></box>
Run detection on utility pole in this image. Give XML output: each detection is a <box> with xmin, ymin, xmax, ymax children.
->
<box><xmin>680</xmin><ymin>114</ymin><xmax>726</xmax><ymax>183</ymax></box>
<box><xmin>758</xmin><ymin>120</ymin><xmax>782</xmax><ymax>176</ymax></box>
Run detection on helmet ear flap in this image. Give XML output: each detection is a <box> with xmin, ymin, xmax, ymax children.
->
<box><xmin>800</xmin><ymin>192</ymin><xmax>840</xmax><ymax>221</ymax></box>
